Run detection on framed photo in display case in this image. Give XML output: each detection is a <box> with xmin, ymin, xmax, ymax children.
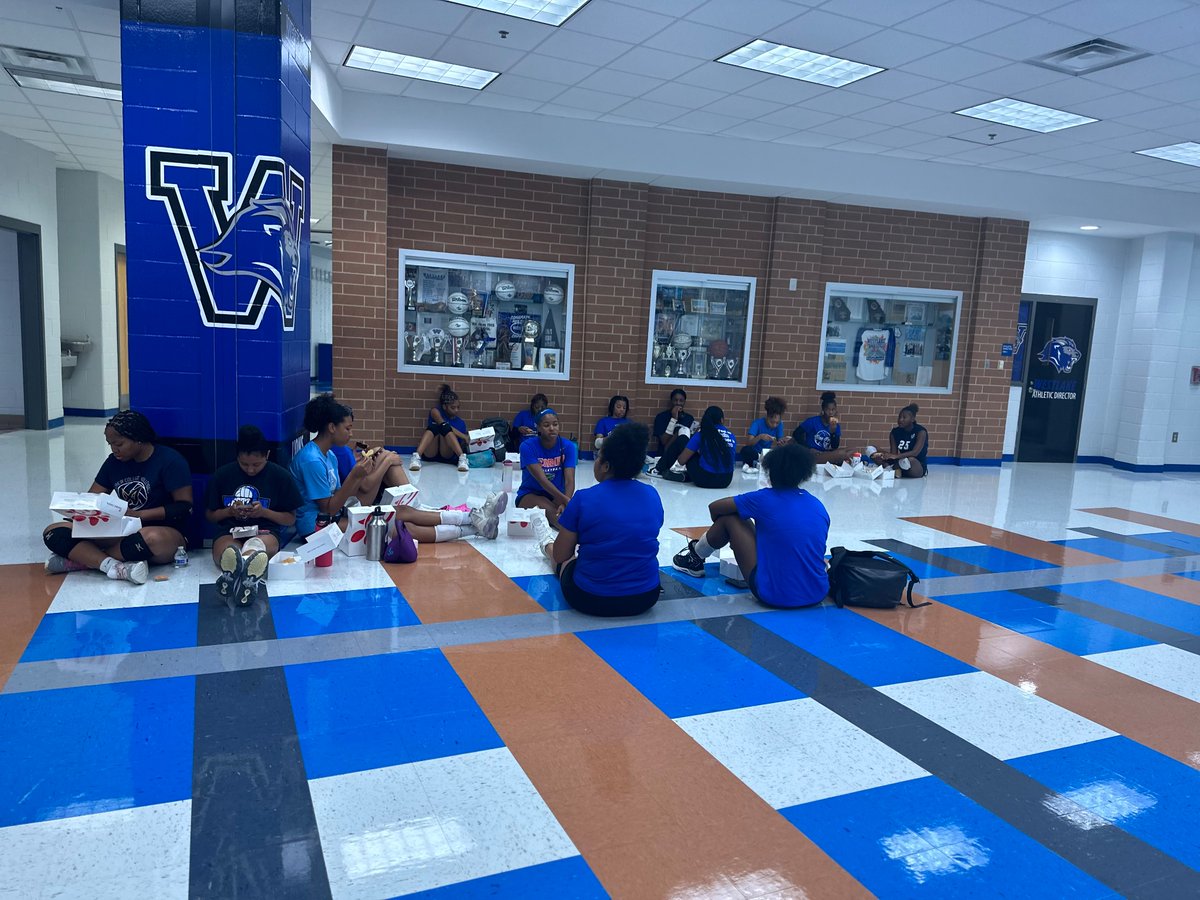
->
<box><xmin>398</xmin><ymin>250</ymin><xmax>573</xmax><ymax>381</ymax></box>
<box><xmin>816</xmin><ymin>283</ymin><xmax>962</xmax><ymax>394</ymax></box>
<box><xmin>645</xmin><ymin>270</ymin><xmax>755</xmax><ymax>388</ymax></box>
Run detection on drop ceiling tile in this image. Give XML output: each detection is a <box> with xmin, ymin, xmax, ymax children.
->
<box><xmin>316</xmin><ymin>0</ymin><xmax>373</xmax><ymax>14</ymax></box>
<box><xmin>706</xmin><ymin>93</ymin><xmax>783</xmax><ymax>120</ymax></box>
<box><xmin>958</xmin><ymin>62</ymin><xmax>1066</xmax><ymax>94</ymax></box>
<box><xmin>827</xmin><ymin>139</ymin><xmax>900</xmax><ymax>156</ymax></box>
<box><xmin>902</xmin><ymin>135</ymin><xmax>985</xmax><ymax>157</ymax></box>
<box><xmin>841</xmin><ymin>69</ymin><xmax>944</xmax><ymax>101</ymax></box>
<box><xmin>1040</xmin><ymin>0</ymin><xmax>1191</xmax><ymax>35</ymax></box>
<box><xmin>435</xmin><ymin>36</ymin><xmax>528</xmax><ymax>70</ymax></box>
<box><xmin>799</xmin><ymin>89</ymin><xmax>885</xmax><ymax>116</ymax></box>
<box><xmin>1037</xmin><ymin>142</ymin><xmax>1133</xmax><ymax>162</ymax></box>
<box><xmin>642</xmin><ymin>81</ymin><xmax>728</xmax><ymax>111</ymax></box>
<box><xmin>1068</xmin><ymin>89</ymin><xmax>1170</xmax><ymax>120</ymax></box>
<box><xmin>552</xmin><ymin>86</ymin><xmax>629</xmax><ymax>113</ymax></box>
<box><xmin>690</xmin><ymin>0</ymin><xmax>804</xmax><ymax>34</ymax></box>
<box><xmin>535</xmin><ymin>30</ymin><xmax>633</xmax><ymax>66</ymax></box>
<box><xmin>856</xmin><ymin>126</ymin><xmax>937</xmax><ymax>148</ymax></box>
<box><xmin>568</xmin><ymin>4</ymin><xmax>674</xmax><ymax>43</ymax></box>
<box><xmin>763</xmin><ymin>105</ymin><xmax>837</xmax><ymax>130</ymax></box>
<box><xmin>610</xmin><ymin>47</ymin><xmax>701</xmax><ymax>80</ymax></box>
<box><xmin>810</xmin><ymin>116</ymin><xmax>886</xmax><ymax>139</ymax></box>
<box><xmin>611</xmin><ymin>0</ymin><xmax>708</xmax><ymax>14</ymax></box>
<box><xmin>0</xmin><ymin>99</ymin><xmax>36</xmax><ymax>117</ymax></box>
<box><xmin>598</xmin><ymin>113</ymin><xmax>655</xmax><ymax>127</ymax></box>
<box><xmin>834</xmin><ymin>30</ymin><xmax>952</xmax><ymax>68</ymax></box>
<box><xmin>1016</xmin><ymin>77</ymin><xmax>1121</xmax><ymax>108</ymax></box>
<box><xmin>91</xmin><ymin>60</ymin><xmax>121</xmax><ymax>83</ymax></box>
<box><xmin>723</xmin><ymin>120</ymin><xmax>796</xmax><ymax>141</ymax></box>
<box><xmin>0</xmin><ymin>1</ymin><xmax>72</xmax><ymax>28</ymax></box>
<box><xmin>368</xmin><ymin>0</ymin><xmax>469</xmax><ymax>33</ymax></box>
<box><xmin>898</xmin><ymin>46</ymin><xmax>1010</xmax><ymax>81</ymax></box>
<box><xmin>79</xmin><ymin>30</ymin><xmax>121</xmax><ymax>63</ymax></box>
<box><xmin>42</xmin><ymin>108</ymin><xmax>117</xmax><ymax>127</ymax></box>
<box><xmin>314</xmin><ymin>37</ymin><xmax>350</xmax><ymax>65</ymax></box>
<box><xmin>70</xmin><ymin>6</ymin><xmax>120</xmax><ymax>36</ymax></box>
<box><xmin>610</xmin><ymin>97</ymin><xmax>692</xmax><ymax>124</ymax></box>
<box><xmin>904</xmin><ymin>82</ymin><xmax>998</xmax><ymax>112</ymax></box>
<box><xmin>896</xmin><ymin>1</ymin><xmax>1026</xmax><ymax>43</ymax></box>
<box><xmin>964</xmin><ymin>18</ymin><xmax>1094</xmax><ymax>61</ymax></box>
<box><xmin>909</xmin><ymin>111</ymin><xmax>990</xmax><ymax>136</ymax></box>
<box><xmin>1115</xmin><ymin>102</ymin><xmax>1200</xmax><ymax>132</ymax></box>
<box><xmin>348</xmin><ymin>21</ymin><xmax>451</xmax><ymax>57</ymax></box>
<box><xmin>335</xmin><ymin>66</ymin><xmax>414</xmax><ymax>94</ymax></box>
<box><xmin>63</xmin><ymin>134</ymin><xmax>123</xmax><ymax>150</ymax></box>
<box><xmin>1165</xmin><ymin>41</ymin><xmax>1200</xmax><ymax>67</ymax></box>
<box><xmin>534</xmin><ymin>103</ymin><xmax>600</xmax><ymax>120</ymax></box>
<box><xmin>942</xmin><ymin>144</ymin><xmax>1029</xmax><ymax>164</ymax></box>
<box><xmin>855</xmin><ymin>101</ymin><xmax>937</xmax><ymax>126</ymax></box>
<box><xmin>402</xmin><ymin>79</ymin><xmax>477</xmax><ymax>104</ymax></box>
<box><xmin>468</xmin><ymin>92</ymin><xmax>543</xmax><ymax>112</ymax></box>
<box><xmin>772</xmin><ymin>130</ymin><xmax>845</xmax><ymax>148</ymax></box>
<box><xmin>767</xmin><ymin>9</ymin><xmax>883</xmax><ymax>53</ymax></box>
<box><xmin>312</xmin><ymin>9</ymin><xmax>363</xmax><ymax>43</ymax></box>
<box><xmin>1105</xmin><ymin>7</ymin><xmax>1200</xmax><ymax>52</ymax></box>
<box><xmin>643</xmin><ymin>19</ymin><xmax>753</xmax><ymax>59</ymax></box>
<box><xmin>485</xmin><ymin>74</ymin><xmax>566</xmax><ymax>102</ymax></box>
<box><xmin>450</xmin><ymin>10</ymin><xmax>552</xmax><ymax>50</ymax></box>
<box><xmin>1028</xmin><ymin>161</ymin><xmax>1109</xmax><ymax>178</ymax></box>
<box><xmin>23</xmin><ymin>92</ymin><xmax>114</xmax><ymax>113</ymax></box>
<box><xmin>675</xmin><ymin>61</ymin><xmax>768</xmax><ymax>92</ymax></box>
<box><xmin>1131</xmin><ymin>73</ymin><xmax>1200</xmax><ymax>104</ymax></box>
<box><xmin>1084</xmin><ymin>55</ymin><xmax>1200</xmax><ymax>90</ymax></box>
<box><xmin>49</xmin><ymin>121</ymin><xmax>119</xmax><ymax>138</ymax></box>
<box><xmin>737</xmin><ymin>76</ymin><xmax>831</xmax><ymax>105</ymax></box>
<box><xmin>576</xmin><ymin>68</ymin><xmax>663</xmax><ymax>97</ymax></box>
<box><xmin>667</xmin><ymin>109</ymin><xmax>747</xmax><ymax>133</ymax></box>
<box><xmin>0</xmin><ymin>115</ymin><xmax>54</xmax><ymax>133</ymax></box>
<box><xmin>818</xmin><ymin>0</ymin><xmax>951</xmax><ymax>28</ymax></box>
<box><xmin>507</xmin><ymin>53</ymin><xmax>597</xmax><ymax>85</ymax></box>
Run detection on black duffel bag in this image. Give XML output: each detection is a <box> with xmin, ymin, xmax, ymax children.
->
<box><xmin>827</xmin><ymin>547</ymin><xmax>929</xmax><ymax>609</ymax></box>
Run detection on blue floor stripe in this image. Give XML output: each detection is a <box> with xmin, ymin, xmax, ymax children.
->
<box><xmin>270</xmin><ymin>586</ymin><xmax>420</xmax><ymax>638</ymax></box>
<box><xmin>1174</xmin><ymin>570</ymin><xmax>1200</xmax><ymax>582</ymax></box>
<box><xmin>1052</xmin><ymin>537</ymin><xmax>1174</xmax><ymax>562</ymax></box>
<box><xmin>1010</xmin><ymin>736</ymin><xmax>1200</xmax><ymax>872</ymax></box>
<box><xmin>748</xmin><ymin>606</ymin><xmax>974</xmax><ymax>686</ymax></box>
<box><xmin>661</xmin><ymin>562</ymin><xmax>747</xmax><ymax>596</ymax></box>
<box><xmin>781</xmin><ymin>776</ymin><xmax>1110</xmax><ymax>899</ymax></box>
<box><xmin>512</xmin><ymin>574</ymin><xmax>570</xmax><ymax>611</ymax></box>
<box><xmin>397</xmin><ymin>855</ymin><xmax>607</xmax><ymax>899</ymax></box>
<box><xmin>20</xmin><ymin>603</ymin><xmax>198</xmax><ymax>662</ymax></box>
<box><xmin>1136</xmin><ymin>531</ymin><xmax>1200</xmax><ymax>553</ymax></box>
<box><xmin>934</xmin><ymin>545</ymin><xmax>1057</xmax><ymax>572</ymax></box>
<box><xmin>1047</xmin><ymin>581</ymin><xmax>1200</xmax><ymax>635</ymax></box>
<box><xmin>579</xmin><ymin>620</ymin><xmax>804</xmax><ymax>718</ymax></box>
<box><xmin>932</xmin><ymin>590</ymin><xmax>1156</xmax><ymax>656</ymax></box>
<box><xmin>875</xmin><ymin>550</ymin><xmax>960</xmax><ymax>580</ymax></box>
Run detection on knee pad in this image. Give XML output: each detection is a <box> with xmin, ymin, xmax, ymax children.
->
<box><xmin>44</xmin><ymin>526</ymin><xmax>81</xmax><ymax>557</ymax></box>
<box><xmin>119</xmin><ymin>532</ymin><xmax>154</xmax><ymax>562</ymax></box>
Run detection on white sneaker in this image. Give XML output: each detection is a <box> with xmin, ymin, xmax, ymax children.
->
<box><xmin>669</xmin><ymin>461</ymin><xmax>687</xmax><ymax>475</ymax></box>
<box><xmin>899</xmin><ymin>458</ymin><xmax>911</xmax><ymax>471</ymax></box>
<box><xmin>409</xmin><ymin>454</ymin><xmax>422</xmax><ymax>471</ymax></box>
<box><xmin>469</xmin><ymin>491</ymin><xmax>508</xmax><ymax>540</ymax></box>
<box><xmin>106</xmin><ymin>560</ymin><xmax>148</xmax><ymax>585</ymax></box>
<box><xmin>742</xmin><ymin>463</ymin><xmax>758</xmax><ymax>475</ymax></box>
<box><xmin>457</xmin><ymin>454</ymin><xmax>470</xmax><ymax>472</ymax></box>
<box><xmin>530</xmin><ymin>507</ymin><xmax>556</xmax><ymax>556</ymax></box>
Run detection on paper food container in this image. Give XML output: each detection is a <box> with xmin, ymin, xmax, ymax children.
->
<box><xmin>269</xmin><ymin>550</ymin><xmax>307</xmax><ymax>580</ymax></box>
<box><xmin>821</xmin><ymin>462</ymin><xmax>855</xmax><ymax>479</ymax></box>
<box><xmin>467</xmin><ymin>426</ymin><xmax>496</xmax><ymax>454</ymax></box>
<box><xmin>718</xmin><ymin>546</ymin><xmax>747</xmax><ymax>587</ymax></box>
<box><xmin>295</xmin><ymin>521</ymin><xmax>344</xmax><ymax>563</ymax></box>
<box><xmin>507</xmin><ymin>507</ymin><xmax>533</xmax><ymax>537</ymax></box>
<box><xmin>50</xmin><ymin>490</ymin><xmax>140</xmax><ymax>538</ymax></box>
<box><xmin>384</xmin><ymin>484</ymin><xmax>420</xmax><ymax>507</ymax></box>
<box><xmin>341</xmin><ymin>505</ymin><xmax>396</xmax><ymax>557</ymax></box>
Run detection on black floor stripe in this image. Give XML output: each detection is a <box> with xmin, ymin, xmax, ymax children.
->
<box><xmin>866</xmin><ymin>539</ymin><xmax>990</xmax><ymax>576</ymax></box>
<box><xmin>189</xmin><ymin>583</ymin><xmax>332</xmax><ymax>900</ymax></box>
<box><xmin>1013</xmin><ymin>586</ymin><xmax>1200</xmax><ymax>657</ymax></box>
<box><xmin>695</xmin><ymin>615</ymin><xmax>1200</xmax><ymax>899</ymax></box>
<box><xmin>1069</xmin><ymin>527</ymin><xmax>1196</xmax><ymax>558</ymax></box>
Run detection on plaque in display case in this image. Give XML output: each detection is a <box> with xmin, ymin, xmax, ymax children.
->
<box><xmin>397</xmin><ymin>250</ymin><xmax>573</xmax><ymax>380</ymax></box>
<box><xmin>817</xmin><ymin>283</ymin><xmax>962</xmax><ymax>394</ymax></box>
<box><xmin>645</xmin><ymin>271</ymin><xmax>755</xmax><ymax>387</ymax></box>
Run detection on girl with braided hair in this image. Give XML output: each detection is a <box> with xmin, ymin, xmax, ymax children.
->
<box><xmin>43</xmin><ymin>410</ymin><xmax>194</xmax><ymax>584</ymax></box>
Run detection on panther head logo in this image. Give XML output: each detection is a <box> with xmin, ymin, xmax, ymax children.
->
<box><xmin>1037</xmin><ymin>336</ymin><xmax>1082</xmax><ymax>374</ymax></box>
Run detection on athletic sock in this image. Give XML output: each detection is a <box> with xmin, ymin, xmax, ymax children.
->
<box><xmin>433</xmin><ymin>524</ymin><xmax>477</xmax><ymax>542</ymax></box>
<box><xmin>694</xmin><ymin>536</ymin><xmax>716</xmax><ymax>559</ymax></box>
<box><xmin>438</xmin><ymin>509</ymin><xmax>470</xmax><ymax>526</ymax></box>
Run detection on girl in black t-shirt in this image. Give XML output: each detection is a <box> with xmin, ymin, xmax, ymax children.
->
<box><xmin>43</xmin><ymin>410</ymin><xmax>193</xmax><ymax>585</ymax></box>
<box><xmin>873</xmin><ymin>403</ymin><xmax>929</xmax><ymax>478</ymax></box>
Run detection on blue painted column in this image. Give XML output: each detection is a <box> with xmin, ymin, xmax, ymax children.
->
<box><xmin>120</xmin><ymin>0</ymin><xmax>312</xmax><ymax>534</ymax></box>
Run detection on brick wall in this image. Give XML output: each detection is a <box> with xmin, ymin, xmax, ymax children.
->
<box><xmin>332</xmin><ymin>147</ymin><xmax>1027</xmax><ymax>460</ymax></box>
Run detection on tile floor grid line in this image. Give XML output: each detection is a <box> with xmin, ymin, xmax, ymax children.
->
<box><xmin>696</xmin><ymin>614</ymin><xmax>1200</xmax><ymax>899</ymax></box>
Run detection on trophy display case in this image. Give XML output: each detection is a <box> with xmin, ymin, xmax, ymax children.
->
<box><xmin>398</xmin><ymin>250</ymin><xmax>573</xmax><ymax>381</ymax></box>
<box><xmin>817</xmin><ymin>283</ymin><xmax>962</xmax><ymax>394</ymax></box>
<box><xmin>645</xmin><ymin>271</ymin><xmax>756</xmax><ymax>388</ymax></box>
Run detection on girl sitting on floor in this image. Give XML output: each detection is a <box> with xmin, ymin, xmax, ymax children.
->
<box><xmin>516</xmin><ymin>409</ymin><xmax>576</xmax><ymax>528</ymax></box>
<box><xmin>411</xmin><ymin>383</ymin><xmax>470</xmax><ymax>472</ymax></box>
<box><xmin>660</xmin><ymin>405</ymin><xmax>737</xmax><ymax>489</ymax></box>
<box><xmin>511</xmin><ymin>393</ymin><xmax>554</xmax><ymax>449</ymax></box>
<box><xmin>530</xmin><ymin>422</ymin><xmax>663</xmax><ymax>617</ymax></box>
<box><xmin>873</xmin><ymin>403</ymin><xmax>929</xmax><ymax>478</ymax></box>
<box><xmin>794</xmin><ymin>391</ymin><xmax>852</xmax><ymax>465</ymax></box>
<box><xmin>593</xmin><ymin>394</ymin><xmax>630</xmax><ymax>452</ymax></box>
<box><xmin>43</xmin><ymin>410</ymin><xmax>193</xmax><ymax>585</ymax></box>
<box><xmin>739</xmin><ymin>395</ymin><xmax>787</xmax><ymax>473</ymax></box>
<box><xmin>672</xmin><ymin>443</ymin><xmax>828</xmax><ymax>608</ymax></box>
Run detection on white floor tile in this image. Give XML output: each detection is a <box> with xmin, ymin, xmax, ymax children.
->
<box><xmin>47</xmin><ymin>563</ymin><xmax>209</xmax><ymax>614</ymax></box>
<box><xmin>1085</xmin><ymin>644</ymin><xmax>1200</xmax><ymax>704</ymax></box>
<box><xmin>0</xmin><ymin>800</ymin><xmax>190</xmax><ymax>900</ymax></box>
<box><xmin>878</xmin><ymin>671</ymin><xmax>1115</xmax><ymax>760</ymax></box>
<box><xmin>676</xmin><ymin>698</ymin><xmax>929</xmax><ymax>809</ymax></box>
<box><xmin>309</xmin><ymin>748</ymin><xmax>577</xmax><ymax>899</ymax></box>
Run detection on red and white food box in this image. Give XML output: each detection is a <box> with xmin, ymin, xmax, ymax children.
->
<box><xmin>383</xmin><ymin>484</ymin><xmax>420</xmax><ymax>507</ymax></box>
<box><xmin>296</xmin><ymin>521</ymin><xmax>344</xmax><ymax>562</ymax></box>
<box><xmin>507</xmin><ymin>507</ymin><xmax>533</xmax><ymax>537</ymax></box>
<box><xmin>467</xmin><ymin>426</ymin><xmax>496</xmax><ymax>455</ymax></box>
<box><xmin>50</xmin><ymin>491</ymin><xmax>140</xmax><ymax>538</ymax></box>
<box><xmin>340</xmin><ymin>505</ymin><xmax>396</xmax><ymax>557</ymax></box>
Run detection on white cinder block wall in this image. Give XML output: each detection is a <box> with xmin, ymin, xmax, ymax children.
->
<box><xmin>311</xmin><ymin>244</ymin><xmax>333</xmax><ymax>374</ymax></box>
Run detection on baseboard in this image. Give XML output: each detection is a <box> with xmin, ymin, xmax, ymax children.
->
<box><xmin>926</xmin><ymin>456</ymin><xmax>1002</xmax><ymax>467</ymax></box>
<box><xmin>1076</xmin><ymin>455</ymin><xmax>1200</xmax><ymax>474</ymax></box>
<box><xmin>47</xmin><ymin>417</ymin><xmax>64</xmax><ymax>429</ymax></box>
<box><xmin>1002</xmin><ymin>453</ymin><xmax>1014</xmax><ymax>462</ymax></box>
<box><xmin>64</xmin><ymin>407</ymin><xmax>119</xmax><ymax>418</ymax></box>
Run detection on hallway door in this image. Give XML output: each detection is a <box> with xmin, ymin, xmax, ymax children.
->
<box><xmin>1016</xmin><ymin>295</ymin><xmax>1095</xmax><ymax>463</ymax></box>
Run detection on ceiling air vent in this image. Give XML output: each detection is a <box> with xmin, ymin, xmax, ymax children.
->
<box><xmin>0</xmin><ymin>46</ymin><xmax>91</xmax><ymax>76</ymax></box>
<box><xmin>1029</xmin><ymin>39</ymin><xmax>1149</xmax><ymax>76</ymax></box>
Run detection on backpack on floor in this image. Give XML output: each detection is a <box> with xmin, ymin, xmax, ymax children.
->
<box><xmin>827</xmin><ymin>547</ymin><xmax>929</xmax><ymax>609</ymax></box>
<box><xmin>480</xmin><ymin>416</ymin><xmax>511</xmax><ymax>460</ymax></box>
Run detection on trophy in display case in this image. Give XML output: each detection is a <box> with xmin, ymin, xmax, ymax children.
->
<box><xmin>404</xmin><ymin>327</ymin><xmax>425</xmax><ymax>364</ymax></box>
<box><xmin>469</xmin><ymin>324</ymin><xmax>488</xmax><ymax>367</ymax></box>
<box><xmin>521</xmin><ymin>319</ymin><xmax>540</xmax><ymax>370</ymax></box>
<box><xmin>427</xmin><ymin>327</ymin><xmax>447</xmax><ymax>366</ymax></box>
<box><xmin>404</xmin><ymin>271</ymin><xmax>417</xmax><ymax>311</ymax></box>
<box><xmin>448</xmin><ymin>317</ymin><xmax>470</xmax><ymax>367</ymax></box>
<box><xmin>672</xmin><ymin>333</ymin><xmax>693</xmax><ymax>379</ymax></box>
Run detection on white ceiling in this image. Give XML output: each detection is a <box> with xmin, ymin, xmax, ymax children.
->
<box><xmin>2</xmin><ymin>0</ymin><xmax>1200</xmax><ymax>238</ymax></box>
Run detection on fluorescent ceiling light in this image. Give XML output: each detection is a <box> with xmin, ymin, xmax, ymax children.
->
<box><xmin>954</xmin><ymin>98</ymin><xmax>1095</xmax><ymax>133</ymax></box>
<box><xmin>1079</xmin><ymin>225</ymin><xmax>1100</xmax><ymax>231</ymax></box>
<box><xmin>6</xmin><ymin>68</ymin><xmax>121</xmax><ymax>101</ymax></box>
<box><xmin>344</xmin><ymin>46</ymin><xmax>498</xmax><ymax>89</ymax></box>
<box><xmin>718</xmin><ymin>40</ymin><xmax>883</xmax><ymax>87</ymax></box>
<box><xmin>1136</xmin><ymin>141</ymin><xmax>1200</xmax><ymax>168</ymax></box>
<box><xmin>440</xmin><ymin>0</ymin><xmax>593</xmax><ymax>26</ymax></box>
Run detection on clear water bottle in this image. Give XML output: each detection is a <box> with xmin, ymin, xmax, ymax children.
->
<box><xmin>502</xmin><ymin>459</ymin><xmax>514</xmax><ymax>492</ymax></box>
<box><xmin>173</xmin><ymin>545</ymin><xmax>189</xmax><ymax>567</ymax></box>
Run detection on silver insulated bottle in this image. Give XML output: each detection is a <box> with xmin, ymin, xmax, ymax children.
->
<box><xmin>365</xmin><ymin>507</ymin><xmax>387</xmax><ymax>561</ymax></box>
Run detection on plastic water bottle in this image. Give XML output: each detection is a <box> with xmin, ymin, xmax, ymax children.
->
<box><xmin>502</xmin><ymin>459</ymin><xmax>514</xmax><ymax>492</ymax></box>
<box><xmin>173</xmin><ymin>546</ymin><xmax>189</xmax><ymax>567</ymax></box>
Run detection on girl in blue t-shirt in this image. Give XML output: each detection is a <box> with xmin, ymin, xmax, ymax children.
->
<box><xmin>738</xmin><ymin>396</ymin><xmax>786</xmax><ymax>472</ymax></box>
<box><xmin>532</xmin><ymin>422</ymin><xmax>664</xmax><ymax>617</ymax></box>
<box><xmin>793</xmin><ymin>391</ymin><xmax>852</xmax><ymax>465</ymax></box>
<box><xmin>673</xmin><ymin>443</ymin><xmax>829</xmax><ymax>608</ymax></box>
<box><xmin>662</xmin><ymin>405</ymin><xmax>736</xmax><ymax>489</ymax></box>
<box><xmin>516</xmin><ymin>410</ymin><xmax>577</xmax><ymax>527</ymax></box>
<box><xmin>511</xmin><ymin>393</ymin><xmax>553</xmax><ymax>449</ymax></box>
<box><xmin>412</xmin><ymin>383</ymin><xmax>471</xmax><ymax>472</ymax></box>
<box><xmin>593</xmin><ymin>394</ymin><xmax>630</xmax><ymax>452</ymax></box>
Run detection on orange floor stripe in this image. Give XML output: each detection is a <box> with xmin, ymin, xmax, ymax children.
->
<box><xmin>903</xmin><ymin>515</ymin><xmax>1113</xmax><ymax>566</ymax></box>
<box><xmin>0</xmin><ymin>564</ymin><xmax>60</xmax><ymax>690</ymax></box>
<box><xmin>445</xmin><ymin>634</ymin><xmax>870</xmax><ymax>899</ymax></box>
<box><xmin>853</xmin><ymin>601</ymin><xmax>1200</xmax><ymax>770</ymax></box>
<box><xmin>384</xmin><ymin>542</ymin><xmax>544</xmax><ymax>624</ymax></box>
<box><xmin>1080</xmin><ymin>507</ymin><xmax>1200</xmax><ymax>539</ymax></box>
<box><xmin>672</xmin><ymin>525</ymin><xmax>710</xmax><ymax>540</ymax></box>
<box><xmin>1114</xmin><ymin>573</ymin><xmax>1200</xmax><ymax>607</ymax></box>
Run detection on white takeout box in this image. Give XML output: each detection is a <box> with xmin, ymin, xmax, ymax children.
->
<box><xmin>268</xmin><ymin>551</ymin><xmax>307</xmax><ymax>580</ymax></box>
<box><xmin>50</xmin><ymin>490</ymin><xmax>140</xmax><ymax>538</ymax></box>
<box><xmin>718</xmin><ymin>546</ymin><xmax>747</xmax><ymax>587</ymax></box>
<box><xmin>341</xmin><ymin>505</ymin><xmax>396</xmax><ymax>557</ymax></box>
<box><xmin>384</xmin><ymin>484</ymin><xmax>420</xmax><ymax>507</ymax></box>
<box><xmin>468</xmin><ymin>426</ymin><xmax>496</xmax><ymax>454</ymax></box>
<box><xmin>295</xmin><ymin>521</ymin><xmax>344</xmax><ymax>563</ymax></box>
<box><xmin>821</xmin><ymin>461</ymin><xmax>857</xmax><ymax>478</ymax></box>
<box><xmin>507</xmin><ymin>507</ymin><xmax>533</xmax><ymax>537</ymax></box>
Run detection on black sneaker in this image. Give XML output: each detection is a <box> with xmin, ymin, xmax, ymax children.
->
<box><xmin>216</xmin><ymin>545</ymin><xmax>244</xmax><ymax>600</ymax></box>
<box><xmin>672</xmin><ymin>540</ymin><xmax>706</xmax><ymax>578</ymax></box>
